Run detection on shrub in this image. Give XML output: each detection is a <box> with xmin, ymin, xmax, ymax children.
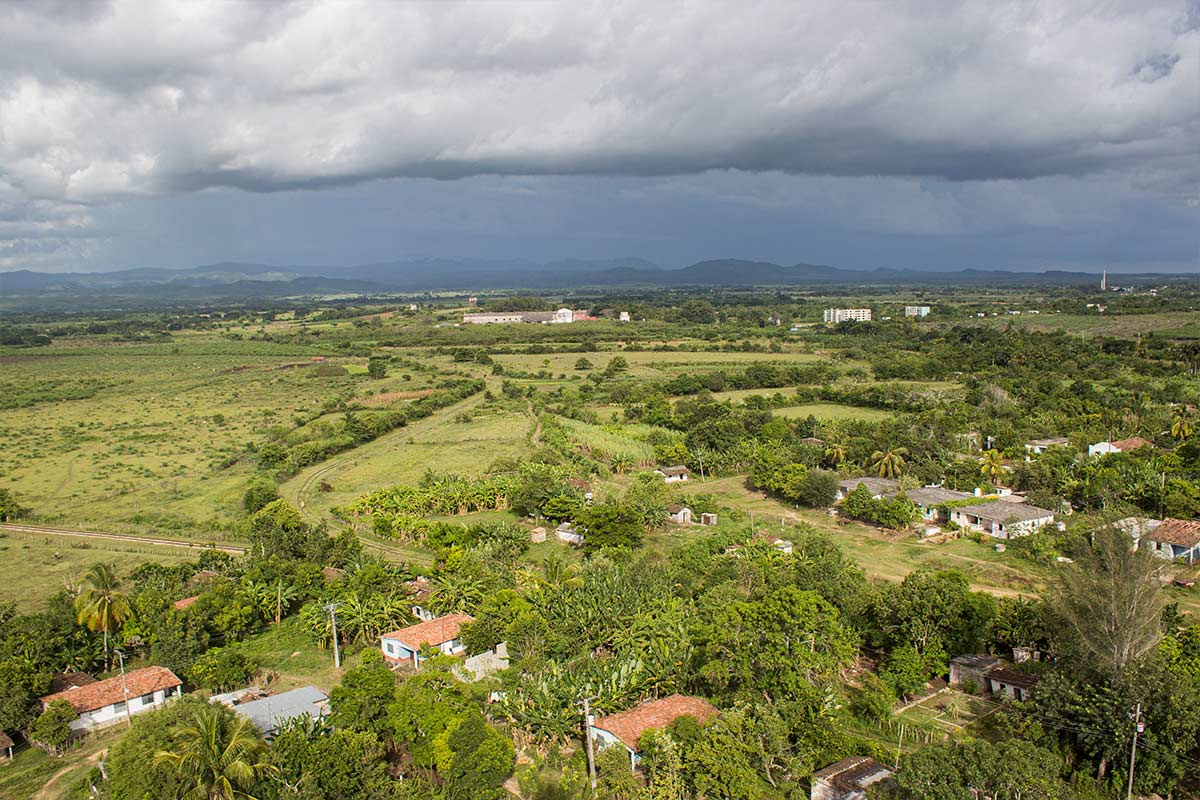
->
<box><xmin>187</xmin><ymin>647</ymin><xmax>258</xmax><ymax>692</ymax></box>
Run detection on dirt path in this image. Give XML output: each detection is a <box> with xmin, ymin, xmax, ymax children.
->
<box><xmin>526</xmin><ymin>400</ymin><xmax>543</xmax><ymax>447</ymax></box>
<box><xmin>47</xmin><ymin>457</ymin><xmax>76</xmax><ymax>502</ymax></box>
<box><xmin>32</xmin><ymin>750</ymin><xmax>104</xmax><ymax>800</ymax></box>
<box><xmin>0</xmin><ymin>523</ymin><xmax>246</xmax><ymax>555</ymax></box>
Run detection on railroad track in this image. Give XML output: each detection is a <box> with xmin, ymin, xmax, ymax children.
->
<box><xmin>0</xmin><ymin>523</ymin><xmax>246</xmax><ymax>555</ymax></box>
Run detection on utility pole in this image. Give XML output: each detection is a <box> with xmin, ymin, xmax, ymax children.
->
<box><xmin>895</xmin><ymin>723</ymin><xmax>905</xmax><ymax>770</ymax></box>
<box><xmin>581</xmin><ymin>697</ymin><xmax>597</xmax><ymax>789</ymax></box>
<box><xmin>324</xmin><ymin>602</ymin><xmax>342</xmax><ymax>669</ymax></box>
<box><xmin>1127</xmin><ymin>703</ymin><xmax>1142</xmax><ymax>800</ymax></box>
<box><xmin>114</xmin><ymin>650</ymin><xmax>132</xmax><ymax>727</ymax></box>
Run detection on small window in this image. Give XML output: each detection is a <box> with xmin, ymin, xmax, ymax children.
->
<box><xmin>112</xmin><ymin>701</ymin><xmax>127</xmax><ymax>714</ymax></box>
<box><xmin>140</xmin><ymin>693</ymin><xmax>154</xmax><ymax>705</ymax></box>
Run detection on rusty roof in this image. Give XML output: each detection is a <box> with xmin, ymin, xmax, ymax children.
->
<box><xmin>47</xmin><ymin>671</ymin><xmax>97</xmax><ymax>694</ymax></box>
<box><xmin>173</xmin><ymin>595</ymin><xmax>200</xmax><ymax>610</ymax></box>
<box><xmin>1149</xmin><ymin>518</ymin><xmax>1200</xmax><ymax>548</ymax></box>
<box><xmin>382</xmin><ymin>613</ymin><xmax>473</xmax><ymax>651</ymax></box>
<box><xmin>41</xmin><ymin>666</ymin><xmax>181</xmax><ymax>714</ymax></box>
<box><xmin>986</xmin><ymin>666</ymin><xmax>1040</xmax><ymax>689</ymax></box>
<box><xmin>590</xmin><ymin>694</ymin><xmax>717</xmax><ymax>751</ymax></box>
<box><xmin>1111</xmin><ymin>437</ymin><xmax>1153</xmax><ymax>451</ymax></box>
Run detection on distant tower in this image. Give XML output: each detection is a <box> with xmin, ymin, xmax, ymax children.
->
<box><xmin>1100</xmin><ymin>270</ymin><xmax>1107</xmax><ymax>291</ymax></box>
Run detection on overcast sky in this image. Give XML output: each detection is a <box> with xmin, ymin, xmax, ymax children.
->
<box><xmin>1</xmin><ymin>0</ymin><xmax>1197</xmax><ymax>274</ymax></box>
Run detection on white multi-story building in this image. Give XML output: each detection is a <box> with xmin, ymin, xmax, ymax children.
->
<box><xmin>904</xmin><ymin>305</ymin><xmax>931</xmax><ymax>318</ymax></box>
<box><xmin>823</xmin><ymin>308</ymin><xmax>872</xmax><ymax>324</ymax></box>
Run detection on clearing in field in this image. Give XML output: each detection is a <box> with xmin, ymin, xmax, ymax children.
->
<box><xmin>772</xmin><ymin>403</ymin><xmax>893</xmax><ymax>422</ymax></box>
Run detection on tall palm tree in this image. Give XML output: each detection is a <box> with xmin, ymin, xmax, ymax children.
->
<box><xmin>870</xmin><ymin>447</ymin><xmax>908</xmax><ymax>479</ymax></box>
<box><xmin>979</xmin><ymin>449</ymin><xmax>1005</xmax><ymax>487</ymax></box>
<box><xmin>74</xmin><ymin>562</ymin><xmax>131</xmax><ymax>670</ymax></box>
<box><xmin>154</xmin><ymin>705</ymin><xmax>275</xmax><ymax>800</ymax></box>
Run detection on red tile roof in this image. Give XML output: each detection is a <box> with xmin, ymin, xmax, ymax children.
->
<box><xmin>173</xmin><ymin>595</ymin><xmax>200</xmax><ymax>610</ymax></box>
<box><xmin>1150</xmin><ymin>518</ymin><xmax>1200</xmax><ymax>548</ymax></box>
<box><xmin>382</xmin><ymin>613</ymin><xmax>473</xmax><ymax>651</ymax></box>
<box><xmin>47</xmin><ymin>671</ymin><xmax>96</xmax><ymax>694</ymax></box>
<box><xmin>1112</xmin><ymin>437</ymin><xmax>1153</xmax><ymax>452</ymax></box>
<box><xmin>40</xmin><ymin>666</ymin><xmax>181</xmax><ymax>713</ymax></box>
<box><xmin>813</xmin><ymin>756</ymin><xmax>893</xmax><ymax>790</ymax></box>
<box><xmin>590</xmin><ymin>694</ymin><xmax>717</xmax><ymax>751</ymax></box>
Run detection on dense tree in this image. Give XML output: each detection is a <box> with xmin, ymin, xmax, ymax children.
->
<box><xmin>329</xmin><ymin>659</ymin><xmax>397</xmax><ymax>736</ymax></box>
<box><xmin>445</xmin><ymin>711</ymin><xmax>515</xmax><ymax>800</ymax></box>
<box><xmin>29</xmin><ymin>698</ymin><xmax>76</xmax><ymax>755</ymax></box>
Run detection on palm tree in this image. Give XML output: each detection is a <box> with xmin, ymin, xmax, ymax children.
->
<box><xmin>154</xmin><ymin>705</ymin><xmax>275</xmax><ymax>800</ymax></box>
<box><xmin>1171</xmin><ymin>410</ymin><xmax>1194</xmax><ymax>442</ymax></box>
<box><xmin>610</xmin><ymin>453</ymin><xmax>634</xmax><ymax>475</ymax></box>
<box><xmin>824</xmin><ymin>443</ymin><xmax>847</xmax><ymax>469</ymax></box>
<box><xmin>74</xmin><ymin>562</ymin><xmax>131</xmax><ymax>670</ymax></box>
<box><xmin>270</xmin><ymin>580</ymin><xmax>298</xmax><ymax>629</ymax></box>
<box><xmin>979</xmin><ymin>449</ymin><xmax>1005</xmax><ymax>487</ymax></box>
<box><xmin>870</xmin><ymin>447</ymin><xmax>908</xmax><ymax>479</ymax></box>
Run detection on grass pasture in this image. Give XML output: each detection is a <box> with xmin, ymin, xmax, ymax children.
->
<box><xmin>0</xmin><ymin>530</ymin><xmax>193</xmax><ymax>610</ymax></box>
<box><xmin>772</xmin><ymin>403</ymin><xmax>893</xmax><ymax>422</ymax></box>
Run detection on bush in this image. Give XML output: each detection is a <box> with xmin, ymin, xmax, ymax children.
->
<box><xmin>187</xmin><ymin>647</ymin><xmax>258</xmax><ymax>691</ymax></box>
<box><xmin>243</xmin><ymin>477</ymin><xmax>280</xmax><ymax>514</ymax></box>
<box><xmin>29</xmin><ymin>699</ymin><xmax>75</xmax><ymax>755</ymax></box>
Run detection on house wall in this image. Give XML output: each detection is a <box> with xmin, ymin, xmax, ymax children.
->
<box><xmin>589</xmin><ymin>726</ymin><xmax>638</xmax><ymax>768</ymax></box>
<box><xmin>73</xmin><ymin>686</ymin><xmax>180</xmax><ymax>732</ymax></box>
<box><xmin>381</xmin><ymin>636</ymin><xmax>466</xmax><ymax>666</ymax></box>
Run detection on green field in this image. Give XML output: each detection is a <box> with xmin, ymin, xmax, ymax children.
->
<box><xmin>772</xmin><ymin>403</ymin><xmax>894</xmax><ymax>422</ymax></box>
<box><xmin>0</xmin><ymin>530</ymin><xmax>193</xmax><ymax>611</ymax></box>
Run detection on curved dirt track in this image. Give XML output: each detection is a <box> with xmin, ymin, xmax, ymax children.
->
<box><xmin>0</xmin><ymin>523</ymin><xmax>246</xmax><ymax>555</ymax></box>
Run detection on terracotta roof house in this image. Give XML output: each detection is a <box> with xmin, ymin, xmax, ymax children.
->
<box><xmin>835</xmin><ymin>477</ymin><xmax>898</xmax><ymax>501</ymax></box>
<box><xmin>1089</xmin><ymin>437</ymin><xmax>1154</xmax><ymax>457</ymax></box>
<box><xmin>589</xmin><ymin>695</ymin><xmax>718</xmax><ymax>768</ymax></box>
<box><xmin>173</xmin><ymin>595</ymin><xmax>200</xmax><ymax>611</ymax></box>
<box><xmin>1024</xmin><ymin>437</ymin><xmax>1070</xmax><ymax>457</ymax></box>
<box><xmin>949</xmin><ymin>500</ymin><xmax>1054</xmax><ymax>539</ymax></box>
<box><xmin>380</xmin><ymin>613</ymin><xmax>473</xmax><ymax>668</ymax></box>
<box><xmin>1141</xmin><ymin>518</ymin><xmax>1200</xmax><ymax>564</ymax></box>
<box><xmin>654</xmin><ymin>465</ymin><xmax>691</xmax><ymax>483</ymax></box>
<box><xmin>40</xmin><ymin>666</ymin><xmax>182</xmax><ymax>733</ymax></box>
<box><xmin>811</xmin><ymin>756</ymin><xmax>894</xmax><ymax>800</ymax></box>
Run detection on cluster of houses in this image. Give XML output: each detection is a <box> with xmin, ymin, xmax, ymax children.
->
<box><xmin>949</xmin><ymin>654</ymin><xmax>1040</xmax><ymax>702</ymax></box>
<box><xmin>835</xmin><ymin>477</ymin><xmax>1059</xmax><ymax>540</ymax></box>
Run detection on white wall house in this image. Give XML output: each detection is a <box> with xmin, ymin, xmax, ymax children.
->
<box><xmin>380</xmin><ymin>613</ymin><xmax>473</xmax><ymax>668</ymax></box>
<box><xmin>40</xmin><ymin>666</ymin><xmax>182</xmax><ymax>734</ymax></box>
<box><xmin>589</xmin><ymin>695</ymin><xmax>718</xmax><ymax>769</ymax></box>
<box><xmin>949</xmin><ymin>500</ymin><xmax>1054</xmax><ymax>539</ymax></box>
<box><xmin>655</xmin><ymin>466</ymin><xmax>690</xmax><ymax>483</ymax></box>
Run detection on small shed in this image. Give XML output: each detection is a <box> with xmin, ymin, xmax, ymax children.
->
<box><xmin>556</xmin><ymin>522</ymin><xmax>585</xmax><ymax>547</ymax></box>
<box><xmin>949</xmin><ymin>654</ymin><xmax>1000</xmax><ymax>690</ymax></box>
<box><xmin>667</xmin><ymin>504</ymin><xmax>693</xmax><ymax>524</ymax></box>
<box><xmin>700</xmin><ymin>512</ymin><xmax>718</xmax><ymax>526</ymax></box>
<box><xmin>987</xmin><ymin>667</ymin><xmax>1039</xmax><ymax>701</ymax></box>
<box><xmin>530</xmin><ymin>526</ymin><xmax>547</xmax><ymax>544</ymax></box>
<box><xmin>655</xmin><ymin>465</ymin><xmax>691</xmax><ymax>483</ymax></box>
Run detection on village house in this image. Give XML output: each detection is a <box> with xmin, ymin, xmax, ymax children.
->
<box><xmin>380</xmin><ymin>613</ymin><xmax>473</xmax><ymax>668</ymax></box>
<box><xmin>405</xmin><ymin>577</ymin><xmax>435</xmax><ymax>621</ymax></box>
<box><xmin>1088</xmin><ymin>436</ymin><xmax>1154</xmax><ymax>457</ymax></box>
<box><xmin>667</xmin><ymin>504</ymin><xmax>693</xmax><ymax>524</ymax></box>
<box><xmin>811</xmin><ymin>756</ymin><xmax>895</xmax><ymax>800</ymax></box>
<box><xmin>987</xmin><ymin>666</ymin><xmax>1040</xmax><ymax>701</ymax></box>
<box><xmin>949</xmin><ymin>654</ymin><xmax>1001</xmax><ymax>689</ymax></box>
<box><xmin>949</xmin><ymin>500</ymin><xmax>1054</xmax><ymax>539</ymax></box>
<box><xmin>39</xmin><ymin>665</ymin><xmax>182</xmax><ymax>734</ymax></box>
<box><xmin>835</xmin><ymin>477</ymin><xmax>898</xmax><ymax>501</ymax></box>
<box><xmin>231</xmin><ymin>686</ymin><xmax>329</xmax><ymax>738</ymax></box>
<box><xmin>589</xmin><ymin>694</ymin><xmax>718</xmax><ymax>769</ymax></box>
<box><xmin>1024</xmin><ymin>437</ymin><xmax>1070</xmax><ymax>458</ymax></box>
<box><xmin>556</xmin><ymin>522</ymin><xmax>585</xmax><ymax>547</ymax></box>
<box><xmin>884</xmin><ymin>486</ymin><xmax>974</xmax><ymax>523</ymax></box>
<box><xmin>1137</xmin><ymin>518</ymin><xmax>1200</xmax><ymax>564</ymax></box>
<box><xmin>655</xmin><ymin>465</ymin><xmax>691</xmax><ymax>483</ymax></box>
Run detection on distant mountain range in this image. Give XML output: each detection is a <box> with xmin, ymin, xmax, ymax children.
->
<box><xmin>1</xmin><ymin>257</ymin><xmax>1194</xmax><ymax>308</ymax></box>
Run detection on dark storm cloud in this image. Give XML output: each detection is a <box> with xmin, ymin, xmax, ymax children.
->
<box><xmin>0</xmin><ymin>0</ymin><xmax>1196</xmax><ymax>271</ymax></box>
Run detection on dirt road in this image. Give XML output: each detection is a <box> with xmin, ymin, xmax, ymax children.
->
<box><xmin>0</xmin><ymin>523</ymin><xmax>246</xmax><ymax>555</ymax></box>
